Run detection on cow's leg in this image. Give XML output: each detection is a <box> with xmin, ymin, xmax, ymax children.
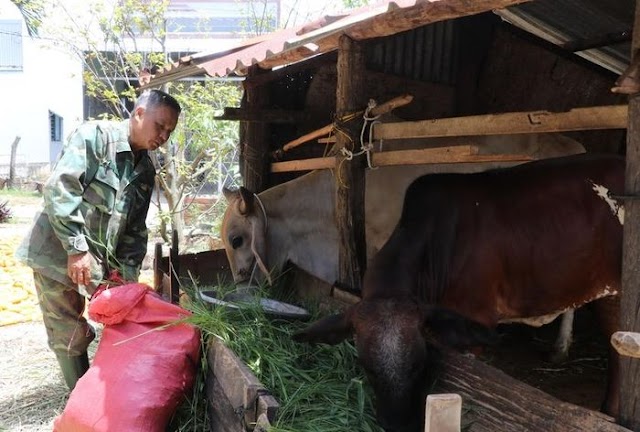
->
<box><xmin>550</xmin><ymin>309</ymin><xmax>574</xmax><ymax>363</ymax></box>
<box><xmin>591</xmin><ymin>296</ymin><xmax>620</xmax><ymax>418</ymax></box>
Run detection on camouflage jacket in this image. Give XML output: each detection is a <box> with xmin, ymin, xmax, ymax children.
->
<box><xmin>16</xmin><ymin>120</ymin><xmax>156</xmax><ymax>295</ymax></box>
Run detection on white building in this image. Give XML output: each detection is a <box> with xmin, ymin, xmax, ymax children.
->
<box><xmin>0</xmin><ymin>0</ymin><xmax>83</xmax><ymax>176</ymax></box>
<box><xmin>0</xmin><ymin>0</ymin><xmax>343</xmax><ymax>178</ymax></box>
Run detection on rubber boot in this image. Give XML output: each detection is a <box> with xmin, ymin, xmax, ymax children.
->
<box><xmin>55</xmin><ymin>352</ymin><xmax>89</xmax><ymax>390</ymax></box>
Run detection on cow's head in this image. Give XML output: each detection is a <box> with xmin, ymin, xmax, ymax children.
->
<box><xmin>293</xmin><ymin>298</ymin><xmax>496</xmax><ymax>432</ymax></box>
<box><xmin>221</xmin><ymin>187</ymin><xmax>271</xmax><ymax>285</ymax></box>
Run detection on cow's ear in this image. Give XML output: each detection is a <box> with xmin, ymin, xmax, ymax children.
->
<box><xmin>237</xmin><ymin>186</ymin><xmax>255</xmax><ymax>215</ymax></box>
<box><xmin>292</xmin><ymin>311</ymin><xmax>353</xmax><ymax>345</ymax></box>
<box><xmin>422</xmin><ymin>306</ymin><xmax>499</xmax><ymax>349</ymax></box>
<box><xmin>222</xmin><ymin>187</ymin><xmax>238</xmax><ymax>203</ymax></box>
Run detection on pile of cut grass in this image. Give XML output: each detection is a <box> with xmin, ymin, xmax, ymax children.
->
<box><xmin>179</xmin><ymin>282</ymin><xmax>383</xmax><ymax>432</ymax></box>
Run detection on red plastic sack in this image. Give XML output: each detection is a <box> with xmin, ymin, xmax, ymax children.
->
<box><xmin>54</xmin><ymin>283</ymin><xmax>201</xmax><ymax>432</ymax></box>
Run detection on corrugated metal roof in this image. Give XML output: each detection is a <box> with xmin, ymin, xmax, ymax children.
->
<box><xmin>141</xmin><ymin>0</ymin><xmax>632</xmax><ymax>89</ymax></box>
<box><xmin>496</xmin><ymin>0</ymin><xmax>633</xmax><ymax>74</ymax></box>
<box><xmin>141</xmin><ymin>0</ymin><xmax>531</xmax><ymax>88</ymax></box>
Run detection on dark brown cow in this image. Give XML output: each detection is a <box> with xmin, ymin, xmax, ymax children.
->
<box><xmin>293</xmin><ymin>153</ymin><xmax>623</xmax><ymax>432</ymax></box>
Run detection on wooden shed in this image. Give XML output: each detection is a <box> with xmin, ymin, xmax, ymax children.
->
<box><xmin>145</xmin><ymin>0</ymin><xmax>640</xmax><ymax>430</ymax></box>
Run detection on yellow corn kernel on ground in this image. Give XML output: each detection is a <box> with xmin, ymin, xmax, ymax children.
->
<box><xmin>0</xmin><ymin>234</ymin><xmax>156</xmax><ymax>327</ymax></box>
<box><xmin>0</xmin><ymin>234</ymin><xmax>41</xmax><ymax>326</ymax></box>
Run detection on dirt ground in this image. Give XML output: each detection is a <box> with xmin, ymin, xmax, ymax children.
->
<box><xmin>0</xmin><ymin>193</ymin><xmax>611</xmax><ymax>431</ymax></box>
<box><xmin>486</xmin><ymin>308</ymin><xmax>608</xmax><ymax>412</ymax></box>
<box><xmin>0</xmin><ymin>197</ymin><xmax>70</xmax><ymax>431</ymax></box>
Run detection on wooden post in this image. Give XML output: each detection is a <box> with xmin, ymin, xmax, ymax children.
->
<box><xmin>242</xmin><ymin>65</ymin><xmax>270</xmax><ymax>194</ymax></box>
<box><xmin>424</xmin><ymin>394</ymin><xmax>462</xmax><ymax>432</ymax></box>
<box><xmin>335</xmin><ymin>35</ymin><xmax>366</xmax><ymax>293</ymax></box>
<box><xmin>169</xmin><ymin>229</ymin><xmax>180</xmax><ymax>304</ymax></box>
<box><xmin>8</xmin><ymin>136</ymin><xmax>20</xmax><ymax>189</ymax></box>
<box><xmin>620</xmin><ymin>1</ymin><xmax>640</xmax><ymax>428</ymax></box>
<box><xmin>153</xmin><ymin>242</ymin><xmax>164</xmax><ymax>293</ymax></box>
<box><xmin>612</xmin><ymin>332</ymin><xmax>640</xmax><ymax>358</ymax></box>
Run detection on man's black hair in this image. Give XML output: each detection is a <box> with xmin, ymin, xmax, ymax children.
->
<box><xmin>135</xmin><ymin>89</ymin><xmax>181</xmax><ymax>114</ymax></box>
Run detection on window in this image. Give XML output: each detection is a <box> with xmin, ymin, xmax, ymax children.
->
<box><xmin>49</xmin><ymin>111</ymin><xmax>64</xmax><ymax>164</ymax></box>
<box><xmin>50</xmin><ymin>111</ymin><xmax>63</xmax><ymax>142</ymax></box>
<box><xmin>0</xmin><ymin>20</ymin><xmax>23</xmax><ymax>71</ymax></box>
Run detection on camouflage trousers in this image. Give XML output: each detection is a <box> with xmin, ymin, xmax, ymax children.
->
<box><xmin>33</xmin><ymin>271</ymin><xmax>95</xmax><ymax>356</ymax></box>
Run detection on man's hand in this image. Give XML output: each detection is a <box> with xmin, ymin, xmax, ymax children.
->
<box><xmin>67</xmin><ymin>252</ymin><xmax>94</xmax><ymax>286</ymax></box>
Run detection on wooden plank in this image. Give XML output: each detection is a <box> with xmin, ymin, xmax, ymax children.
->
<box><xmin>424</xmin><ymin>394</ymin><xmax>462</xmax><ymax>432</ymax></box>
<box><xmin>256</xmin><ymin>394</ymin><xmax>279</xmax><ymax>426</ymax></box>
<box><xmin>154</xmin><ymin>248</ymin><xmax>232</xmax><ymax>287</ymax></box>
<box><xmin>206</xmin><ymin>372</ymin><xmax>245</xmax><ymax>432</ymax></box>
<box><xmin>373</xmin><ymin>105</ymin><xmax>628</xmax><ymax>140</ymax></box>
<box><xmin>619</xmin><ymin>2</ymin><xmax>640</xmax><ymax>423</ymax></box>
<box><xmin>282</xmin><ymin>125</ymin><xmax>334</xmax><ymax>152</ymax></box>
<box><xmin>208</xmin><ymin>339</ymin><xmax>278</xmax><ymax>428</ymax></box>
<box><xmin>371</xmin><ymin>148</ymin><xmax>532</xmax><ymax>167</ymax></box>
<box><xmin>271</xmin><ymin>156</ymin><xmax>337</xmax><ymax>173</ymax></box>
<box><xmin>437</xmin><ymin>351</ymin><xmax>632</xmax><ymax>432</ymax></box>
<box><xmin>335</xmin><ymin>35</ymin><xmax>367</xmax><ymax>293</ymax></box>
<box><xmin>270</xmin><ymin>146</ymin><xmax>532</xmax><ymax>173</ymax></box>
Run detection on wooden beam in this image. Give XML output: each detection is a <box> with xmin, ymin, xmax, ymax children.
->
<box><xmin>437</xmin><ymin>350</ymin><xmax>631</xmax><ymax>432</ymax></box>
<box><xmin>620</xmin><ymin>4</ymin><xmax>640</xmax><ymax>429</ymax></box>
<box><xmin>335</xmin><ymin>35</ymin><xmax>367</xmax><ymax>293</ymax></box>
<box><xmin>424</xmin><ymin>394</ymin><xmax>462</xmax><ymax>432</ymax></box>
<box><xmin>215</xmin><ymin>107</ymin><xmax>305</xmax><ymax>123</ymax></box>
<box><xmin>371</xmin><ymin>148</ymin><xmax>532</xmax><ymax>166</ymax></box>
<box><xmin>270</xmin><ymin>146</ymin><xmax>532</xmax><ymax>173</ymax></box>
<box><xmin>283</xmin><ymin>125</ymin><xmax>334</xmax><ymax>152</ymax></box>
<box><xmin>370</xmin><ymin>94</ymin><xmax>414</xmax><ymax>115</ymax></box>
<box><xmin>271</xmin><ymin>156</ymin><xmax>337</xmax><ymax>173</ymax></box>
<box><xmin>207</xmin><ymin>340</ymin><xmax>278</xmax><ymax>429</ymax></box>
<box><xmin>373</xmin><ymin>105</ymin><xmax>628</xmax><ymax>140</ymax></box>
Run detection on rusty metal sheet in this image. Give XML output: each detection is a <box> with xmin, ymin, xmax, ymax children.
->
<box><xmin>142</xmin><ymin>0</ymin><xmax>531</xmax><ymax>88</ymax></box>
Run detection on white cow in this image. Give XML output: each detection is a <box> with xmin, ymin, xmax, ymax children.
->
<box><xmin>221</xmin><ymin>133</ymin><xmax>584</xmax><ymax>359</ymax></box>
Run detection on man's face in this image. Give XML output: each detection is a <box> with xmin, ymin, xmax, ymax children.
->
<box><xmin>130</xmin><ymin>104</ymin><xmax>179</xmax><ymax>152</ymax></box>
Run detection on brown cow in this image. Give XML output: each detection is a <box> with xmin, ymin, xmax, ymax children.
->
<box><xmin>293</xmin><ymin>153</ymin><xmax>623</xmax><ymax>432</ymax></box>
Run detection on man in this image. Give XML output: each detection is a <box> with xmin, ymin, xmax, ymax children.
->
<box><xmin>16</xmin><ymin>89</ymin><xmax>181</xmax><ymax>390</ymax></box>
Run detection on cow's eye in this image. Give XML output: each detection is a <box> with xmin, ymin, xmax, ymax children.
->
<box><xmin>230</xmin><ymin>236</ymin><xmax>243</xmax><ymax>249</ymax></box>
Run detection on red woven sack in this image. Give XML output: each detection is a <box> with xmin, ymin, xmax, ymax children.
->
<box><xmin>53</xmin><ymin>283</ymin><xmax>201</xmax><ymax>432</ymax></box>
